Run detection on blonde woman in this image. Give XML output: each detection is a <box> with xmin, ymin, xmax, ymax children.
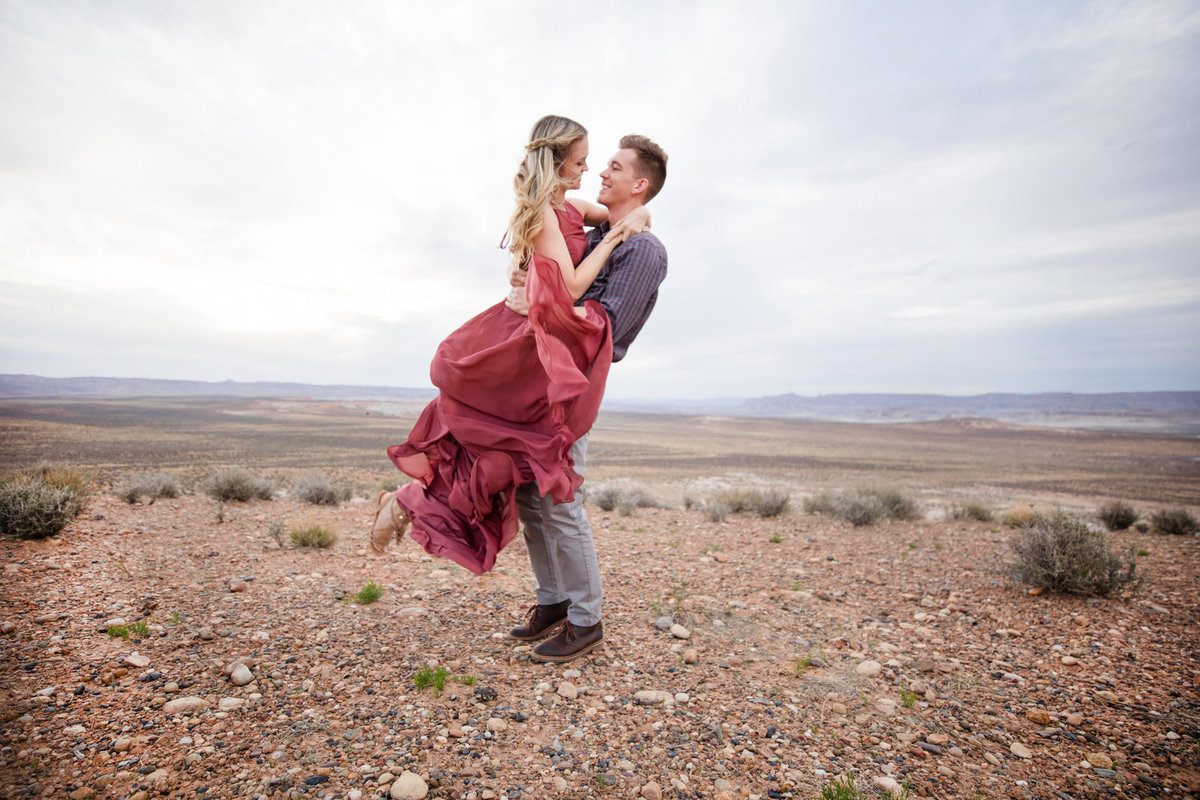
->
<box><xmin>371</xmin><ymin>115</ymin><xmax>647</xmax><ymax>574</ymax></box>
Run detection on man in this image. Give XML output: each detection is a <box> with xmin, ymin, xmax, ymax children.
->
<box><xmin>504</xmin><ymin>134</ymin><xmax>669</xmax><ymax>663</ymax></box>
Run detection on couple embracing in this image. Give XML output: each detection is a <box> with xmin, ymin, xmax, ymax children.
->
<box><xmin>369</xmin><ymin>115</ymin><xmax>669</xmax><ymax>664</ymax></box>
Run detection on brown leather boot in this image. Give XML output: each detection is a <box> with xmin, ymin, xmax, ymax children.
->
<box><xmin>508</xmin><ymin>600</ymin><xmax>569</xmax><ymax>642</ymax></box>
<box><xmin>369</xmin><ymin>491</ymin><xmax>409</xmax><ymax>555</ymax></box>
<box><xmin>530</xmin><ymin>620</ymin><xmax>603</xmax><ymax>663</ymax></box>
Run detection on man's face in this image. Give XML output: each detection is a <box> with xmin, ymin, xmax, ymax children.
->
<box><xmin>558</xmin><ymin>136</ymin><xmax>589</xmax><ymax>191</ymax></box>
<box><xmin>597</xmin><ymin>148</ymin><xmax>641</xmax><ymax>207</ymax></box>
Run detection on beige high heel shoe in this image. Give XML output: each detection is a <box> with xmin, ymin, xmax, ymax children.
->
<box><xmin>369</xmin><ymin>491</ymin><xmax>410</xmax><ymax>554</ymax></box>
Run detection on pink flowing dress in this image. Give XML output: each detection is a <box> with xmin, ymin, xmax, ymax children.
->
<box><xmin>387</xmin><ymin>203</ymin><xmax>612</xmax><ymax>574</ymax></box>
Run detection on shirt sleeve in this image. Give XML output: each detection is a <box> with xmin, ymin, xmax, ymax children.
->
<box><xmin>593</xmin><ymin>236</ymin><xmax>668</xmax><ymax>346</ymax></box>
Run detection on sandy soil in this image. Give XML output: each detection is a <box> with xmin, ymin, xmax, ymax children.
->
<box><xmin>2</xmin><ymin>491</ymin><xmax>1198</xmax><ymax>800</ymax></box>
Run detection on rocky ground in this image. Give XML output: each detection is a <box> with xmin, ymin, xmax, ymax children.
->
<box><xmin>1</xmin><ymin>493</ymin><xmax>1198</xmax><ymax>800</ymax></box>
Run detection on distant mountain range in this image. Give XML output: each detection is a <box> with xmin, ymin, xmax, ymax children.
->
<box><xmin>2</xmin><ymin>374</ymin><xmax>1197</xmax><ymax>432</ymax></box>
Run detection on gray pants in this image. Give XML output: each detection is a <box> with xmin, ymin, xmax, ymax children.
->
<box><xmin>515</xmin><ymin>434</ymin><xmax>602</xmax><ymax>626</ymax></box>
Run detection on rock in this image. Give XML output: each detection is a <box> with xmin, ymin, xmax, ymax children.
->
<box><xmin>228</xmin><ymin>580</ymin><xmax>248</xmax><ymax>593</ymax></box>
<box><xmin>163</xmin><ymin>696</ymin><xmax>205</xmax><ymax>715</ymax></box>
<box><xmin>557</xmin><ymin>682</ymin><xmax>578</xmax><ymax>700</ymax></box>
<box><xmin>104</xmin><ymin>617</ymin><xmax>127</xmax><ymax>629</ymax></box>
<box><xmin>1086</xmin><ymin>752</ymin><xmax>1114</xmax><ymax>770</ymax></box>
<box><xmin>654</xmin><ymin>616</ymin><xmax>674</xmax><ymax>630</ymax></box>
<box><xmin>229</xmin><ymin>664</ymin><xmax>253</xmax><ymax>686</ymax></box>
<box><xmin>874</xmin><ymin>776</ymin><xmax>903</xmax><ymax>794</ymax></box>
<box><xmin>396</xmin><ymin>607</ymin><xmax>429</xmax><ymax>619</ymax></box>
<box><xmin>218</xmin><ymin>697</ymin><xmax>245</xmax><ymax>711</ymax></box>
<box><xmin>553</xmin><ymin>776</ymin><xmax>568</xmax><ymax>792</ymax></box>
<box><xmin>713</xmin><ymin>779</ymin><xmax>734</xmax><ymax>792</ymax></box>
<box><xmin>641</xmin><ymin>781</ymin><xmax>663</xmax><ymax>800</ymax></box>
<box><xmin>937</xmin><ymin>765</ymin><xmax>955</xmax><ymax>777</ymax></box>
<box><xmin>69</xmin><ymin>788</ymin><xmax>95</xmax><ymax>800</ymax></box>
<box><xmin>855</xmin><ymin>660</ymin><xmax>882</xmax><ymax>677</ymax></box>
<box><xmin>634</xmin><ymin>690</ymin><xmax>671</xmax><ymax>705</ymax></box>
<box><xmin>146</xmin><ymin>769</ymin><xmax>171</xmax><ymax>790</ymax></box>
<box><xmin>1065</xmin><ymin>713</ymin><xmax>1084</xmax><ymax>726</ymax></box>
<box><xmin>1010</xmin><ymin>741</ymin><xmax>1032</xmax><ymax>759</ymax></box>
<box><xmin>0</xmin><ymin>621</ymin><xmax>14</xmax><ymax>634</ymax></box>
<box><xmin>830</xmin><ymin>702</ymin><xmax>847</xmax><ymax>715</ymax></box>
<box><xmin>1025</xmin><ymin>708</ymin><xmax>1051</xmax><ymax>725</ymax></box>
<box><xmin>984</xmin><ymin>751</ymin><xmax>1001</xmax><ymax>766</ymax></box>
<box><xmin>669</xmin><ymin>623</ymin><xmax>690</xmax><ymax>639</ymax></box>
<box><xmin>113</xmin><ymin>736</ymin><xmax>134</xmax><ymax>752</ymax></box>
<box><xmin>197</xmin><ymin>626</ymin><xmax>215</xmax><ymax>640</ymax></box>
<box><xmin>124</xmin><ymin>652</ymin><xmax>150</xmax><ymax>668</ymax></box>
<box><xmin>486</xmin><ymin>717</ymin><xmax>507</xmax><ymax>733</ymax></box>
<box><xmin>1061</xmin><ymin>655</ymin><xmax>1079</xmax><ymax>665</ymax></box>
<box><xmin>389</xmin><ymin>771</ymin><xmax>428</xmax><ymax>800</ymax></box>
<box><xmin>682</xmin><ymin>648</ymin><xmax>699</xmax><ymax>664</ymax></box>
<box><xmin>1094</xmin><ymin>690</ymin><xmax>1119</xmax><ymax>704</ymax></box>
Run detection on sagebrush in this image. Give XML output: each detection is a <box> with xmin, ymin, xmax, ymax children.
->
<box><xmin>1008</xmin><ymin>511</ymin><xmax>1140</xmax><ymax>596</ymax></box>
<box><xmin>294</xmin><ymin>472</ymin><xmax>352</xmax><ymax>506</ymax></box>
<box><xmin>1097</xmin><ymin>501</ymin><xmax>1138</xmax><ymax>531</ymax></box>
<box><xmin>804</xmin><ymin>487</ymin><xmax>920</xmax><ymax>526</ymax></box>
<box><xmin>120</xmin><ymin>472</ymin><xmax>181</xmax><ymax>504</ymax></box>
<box><xmin>1149</xmin><ymin>508</ymin><xmax>1197</xmax><ymax>536</ymax></box>
<box><xmin>0</xmin><ymin>466</ymin><xmax>92</xmax><ymax>539</ymax></box>
<box><xmin>590</xmin><ymin>485</ymin><xmax>662</xmax><ymax>516</ymax></box>
<box><xmin>710</xmin><ymin>489</ymin><xmax>791</xmax><ymax>519</ymax></box>
<box><xmin>949</xmin><ymin>502</ymin><xmax>993</xmax><ymax>522</ymax></box>
<box><xmin>204</xmin><ymin>469</ymin><xmax>274</xmax><ymax>502</ymax></box>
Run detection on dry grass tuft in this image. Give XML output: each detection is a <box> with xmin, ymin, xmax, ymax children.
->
<box><xmin>1008</xmin><ymin>510</ymin><xmax>1141</xmax><ymax>596</ymax></box>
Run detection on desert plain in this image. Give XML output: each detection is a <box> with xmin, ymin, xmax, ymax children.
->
<box><xmin>1</xmin><ymin>397</ymin><xmax>1198</xmax><ymax>800</ymax></box>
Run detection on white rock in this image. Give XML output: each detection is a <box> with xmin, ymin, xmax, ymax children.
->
<box><xmin>557</xmin><ymin>682</ymin><xmax>578</xmax><ymax>700</ymax></box>
<box><xmin>124</xmin><ymin>652</ymin><xmax>150</xmax><ymax>668</ymax></box>
<box><xmin>229</xmin><ymin>664</ymin><xmax>253</xmax><ymax>686</ymax></box>
<box><xmin>1010</xmin><ymin>741</ymin><xmax>1032</xmax><ymax>759</ymax></box>
<box><xmin>855</xmin><ymin>660</ymin><xmax>882</xmax><ymax>677</ymax></box>
<box><xmin>389</xmin><ymin>771</ymin><xmax>428</xmax><ymax>800</ymax></box>
<box><xmin>486</xmin><ymin>717</ymin><xmax>508</xmax><ymax>733</ymax></box>
<box><xmin>163</xmin><ymin>696</ymin><xmax>205</xmax><ymax>715</ymax></box>
<box><xmin>874</xmin><ymin>776</ymin><xmax>902</xmax><ymax>794</ymax></box>
<box><xmin>218</xmin><ymin>698</ymin><xmax>245</xmax><ymax>711</ymax></box>
<box><xmin>634</xmin><ymin>690</ymin><xmax>672</xmax><ymax>705</ymax></box>
<box><xmin>669</xmin><ymin>624</ymin><xmax>691</xmax><ymax>639</ymax></box>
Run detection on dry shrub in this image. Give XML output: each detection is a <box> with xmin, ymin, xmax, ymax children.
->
<box><xmin>589</xmin><ymin>485</ymin><xmax>662</xmax><ymax>515</ymax></box>
<box><xmin>803</xmin><ymin>487</ymin><xmax>920</xmax><ymax>526</ymax></box>
<box><xmin>1007</xmin><ymin>511</ymin><xmax>1140</xmax><ymax>596</ymax></box>
<box><xmin>1149</xmin><ymin>508</ymin><xmax>1197</xmax><ymax>536</ymax></box>
<box><xmin>294</xmin><ymin>472</ymin><xmax>352</xmax><ymax>506</ymax></box>
<box><xmin>711</xmin><ymin>489</ymin><xmax>790</xmax><ymax>518</ymax></box>
<box><xmin>291</xmin><ymin>524</ymin><xmax>337</xmax><ymax>548</ymax></box>
<box><xmin>204</xmin><ymin>468</ymin><xmax>274</xmax><ymax>502</ymax></box>
<box><xmin>0</xmin><ymin>465</ymin><xmax>92</xmax><ymax>540</ymax></box>
<box><xmin>1005</xmin><ymin>504</ymin><xmax>1038</xmax><ymax>528</ymax></box>
<box><xmin>120</xmin><ymin>472</ymin><xmax>181</xmax><ymax>504</ymax></box>
<box><xmin>949</xmin><ymin>502</ymin><xmax>993</xmax><ymax>522</ymax></box>
<box><xmin>1097</xmin><ymin>501</ymin><xmax>1138</xmax><ymax>531</ymax></box>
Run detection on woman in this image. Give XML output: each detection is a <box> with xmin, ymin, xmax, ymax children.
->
<box><xmin>370</xmin><ymin>115</ymin><xmax>648</xmax><ymax>574</ymax></box>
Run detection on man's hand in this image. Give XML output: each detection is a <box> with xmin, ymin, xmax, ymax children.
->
<box><xmin>505</xmin><ymin>262</ymin><xmax>530</xmax><ymax>316</ymax></box>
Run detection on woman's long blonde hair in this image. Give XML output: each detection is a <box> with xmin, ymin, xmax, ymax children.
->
<box><xmin>506</xmin><ymin>115</ymin><xmax>587</xmax><ymax>266</ymax></box>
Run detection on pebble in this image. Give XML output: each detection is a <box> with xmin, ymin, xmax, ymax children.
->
<box><xmin>1025</xmin><ymin>708</ymin><xmax>1050</xmax><ymax>725</ymax></box>
<box><xmin>654</xmin><ymin>616</ymin><xmax>673</xmax><ymax>630</ymax></box>
<box><xmin>228</xmin><ymin>579</ymin><xmax>248</xmax><ymax>592</ymax></box>
<box><xmin>556</xmin><ymin>682</ymin><xmax>578</xmax><ymax>700</ymax></box>
<box><xmin>830</xmin><ymin>702</ymin><xmax>847</xmax><ymax>715</ymax></box>
<box><xmin>984</xmin><ymin>752</ymin><xmax>1001</xmax><ymax>766</ymax></box>
<box><xmin>396</xmin><ymin>607</ymin><xmax>429</xmax><ymax>618</ymax></box>
<box><xmin>641</xmin><ymin>780</ymin><xmax>663</xmax><ymax>800</ymax></box>
<box><xmin>218</xmin><ymin>697</ymin><xmax>245</xmax><ymax>711</ymax></box>
<box><xmin>1094</xmin><ymin>690</ymin><xmax>1119</xmax><ymax>704</ymax></box>
<box><xmin>0</xmin><ymin>621</ymin><xmax>14</xmax><ymax>634</ymax></box>
<box><xmin>163</xmin><ymin>696</ymin><xmax>205</xmax><ymax>715</ymax></box>
<box><xmin>682</xmin><ymin>648</ymin><xmax>699</xmax><ymax>664</ymax></box>
<box><xmin>486</xmin><ymin>717</ymin><xmax>508</xmax><ymax>733</ymax></box>
<box><xmin>855</xmin><ymin>660</ymin><xmax>882</xmax><ymax>677</ymax></box>
<box><xmin>1010</xmin><ymin>742</ymin><xmax>1032</xmax><ymax>759</ymax></box>
<box><xmin>669</xmin><ymin>623</ymin><xmax>690</xmax><ymax>639</ymax></box>
<box><xmin>197</xmin><ymin>626</ymin><xmax>215</xmax><ymax>640</ymax></box>
<box><xmin>634</xmin><ymin>690</ymin><xmax>672</xmax><ymax>705</ymax></box>
<box><xmin>1061</xmin><ymin>655</ymin><xmax>1079</xmax><ymax>665</ymax></box>
<box><xmin>229</xmin><ymin>664</ymin><xmax>254</xmax><ymax>686</ymax></box>
<box><xmin>1086</xmin><ymin>752</ymin><xmax>1114</xmax><ymax>770</ymax></box>
<box><xmin>873</xmin><ymin>776</ymin><xmax>902</xmax><ymax>794</ymax></box>
<box><xmin>124</xmin><ymin>652</ymin><xmax>150</xmax><ymax>668</ymax></box>
<box><xmin>389</xmin><ymin>771</ymin><xmax>428</xmax><ymax>800</ymax></box>
<box><xmin>1065</xmin><ymin>713</ymin><xmax>1084</xmax><ymax>726</ymax></box>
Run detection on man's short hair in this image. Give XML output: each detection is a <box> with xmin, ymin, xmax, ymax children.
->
<box><xmin>619</xmin><ymin>134</ymin><xmax>667</xmax><ymax>202</ymax></box>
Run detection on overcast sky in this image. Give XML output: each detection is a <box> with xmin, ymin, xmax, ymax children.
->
<box><xmin>2</xmin><ymin>1</ymin><xmax>1197</xmax><ymax>400</ymax></box>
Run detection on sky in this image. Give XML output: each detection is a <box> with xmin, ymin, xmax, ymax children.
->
<box><xmin>1</xmin><ymin>1</ymin><xmax>1197</xmax><ymax>400</ymax></box>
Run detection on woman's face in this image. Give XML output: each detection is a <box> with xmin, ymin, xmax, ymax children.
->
<box><xmin>558</xmin><ymin>135</ymin><xmax>589</xmax><ymax>190</ymax></box>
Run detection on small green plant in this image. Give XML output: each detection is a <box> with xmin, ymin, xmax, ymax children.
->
<box><xmin>790</xmin><ymin>580</ymin><xmax>802</xmax><ymax>591</ymax></box>
<box><xmin>267</xmin><ymin>519</ymin><xmax>287</xmax><ymax>547</ymax></box>
<box><xmin>794</xmin><ymin>655</ymin><xmax>813</xmax><ymax>676</ymax></box>
<box><xmin>900</xmin><ymin>685</ymin><xmax>917</xmax><ymax>707</ymax></box>
<box><xmin>204</xmin><ymin>468</ymin><xmax>274</xmax><ymax>502</ymax></box>
<box><xmin>107</xmin><ymin>620</ymin><xmax>150</xmax><ymax>639</ymax></box>
<box><xmin>671</xmin><ymin>579</ymin><xmax>689</xmax><ymax>609</ymax></box>
<box><xmin>0</xmin><ymin>466</ymin><xmax>92</xmax><ymax>539</ymax></box>
<box><xmin>352</xmin><ymin>580</ymin><xmax>384</xmax><ymax>604</ymax></box>
<box><xmin>949</xmin><ymin>502</ymin><xmax>993</xmax><ymax>522</ymax></box>
<box><xmin>700</xmin><ymin>544</ymin><xmax>724</xmax><ymax>554</ymax></box>
<box><xmin>1136</xmin><ymin>548</ymin><xmax>1150</xmax><ymax>556</ymax></box>
<box><xmin>769</xmin><ymin>532</ymin><xmax>783</xmax><ymax>544</ymax></box>
<box><xmin>290</xmin><ymin>524</ymin><xmax>337</xmax><ymax>549</ymax></box>
<box><xmin>167</xmin><ymin>611</ymin><xmax>183</xmax><ymax>625</ymax></box>
<box><xmin>933</xmin><ymin>540</ymin><xmax>944</xmax><ymax>551</ymax></box>
<box><xmin>457</xmin><ymin>674</ymin><xmax>476</xmax><ymax>686</ymax></box>
<box><xmin>413</xmin><ymin>665</ymin><xmax>451</xmax><ymax>696</ymax></box>
<box><xmin>294</xmin><ymin>472</ymin><xmax>352</xmax><ymax>506</ymax></box>
<box><xmin>1008</xmin><ymin>511</ymin><xmax>1141</xmax><ymax>596</ymax></box>
<box><xmin>818</xmin><ymin>775</ymin><xmax>863</xmax><ymax>800</ymax></box>
<box><xmin>1097</xmin><ymin>501</ymin><xmax>1138</xmax><ymax>531</ymax></box>
<box><xmin>1149</xmin><ymin>508</ymin><xmax>1198</xmax><ymax>536</ymax></box>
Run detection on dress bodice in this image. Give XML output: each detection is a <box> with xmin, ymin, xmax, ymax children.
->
<box><xmin>555</xmin><ymin>202</ymin><xmax>587</xmax><ymax>265</ymax></box>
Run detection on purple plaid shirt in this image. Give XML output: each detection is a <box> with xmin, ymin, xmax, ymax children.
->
<box><xmin>579</xmin><ymin>223</ymin><xmax>668</xmax><ymax>362</ymax></box>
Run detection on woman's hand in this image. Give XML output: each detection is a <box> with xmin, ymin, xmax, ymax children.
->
<box><xmin>602</xmin><ymin>206</ymin><xmax>652</xmax><ymax>245</ymax></box>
